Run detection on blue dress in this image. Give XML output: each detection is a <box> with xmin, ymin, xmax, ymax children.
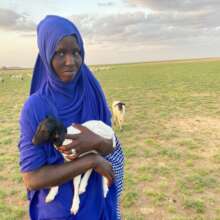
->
<box><xmin>18</xmin><ymin>93</ymin><xmax>124</xmax><ymax>220</ymax></box>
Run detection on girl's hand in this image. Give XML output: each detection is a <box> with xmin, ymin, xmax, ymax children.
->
<box><xmin>60</xmin><ymin>152</ymin><xmax>114</xmax><ymax>186</ymax></box>
<box><xmin>58</xmin><ymin>124</ymin><xmax>104</xmax><ymax>157</ymax></box>
<box><xmin>93</xmin><ymin>154</ymin><xmax>114</xmax><ymax>186</ymax></box>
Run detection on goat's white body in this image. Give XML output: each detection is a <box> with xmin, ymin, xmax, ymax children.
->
<box><xmin>45</xmin><ymin>120</ymin><xmax>115</xmax><ymax>215</ymax></box>
<box><xmin>112</xmin><ymin>101</ymin><xmax>125</xmax><ymax>131</ymax></box>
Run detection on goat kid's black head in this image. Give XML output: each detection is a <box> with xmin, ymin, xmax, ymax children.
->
<box><xmin>32</xmin><ymin>116</ymin><xmax>67</xmax><ymax>147</ymax></box>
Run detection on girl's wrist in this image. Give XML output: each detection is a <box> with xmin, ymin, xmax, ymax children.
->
<box><xmin>95</xmin><ymin>137</ymin><xmax>113</xmax><ymax>156</ymax></box>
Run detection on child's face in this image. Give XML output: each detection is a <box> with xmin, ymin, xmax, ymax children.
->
<box><xmin>51</xmin><ymin>35</ymin><xmax>82</xmax><ymax>82</ymax></box>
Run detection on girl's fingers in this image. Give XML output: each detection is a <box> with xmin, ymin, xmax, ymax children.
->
<box><xmin>107</xmin><ymin>175</ymin><xmax>113</xmax><ymax>187</ymax></box>
<box><xmin>65</xmin><ymin>155</ymin><xmax>77</xmax><ymax>160</ymax></box>
<box><xmin>59</xmin><ymin>141</ymin><xmax>78</xmax><ymax>151</ymax></box>
<box><xmin>73</xmin><ymin>124</ymin><xmax>87</xmax><ymax>132</ymax></box>
<box><xmin>65</xmin><ymin>133</ymin><xmax>79</xmax><ymax>140</ymax></box>
<box><xmin>62</xmin><ymin>150</ymin><xmax>72</xmax><ymax>155</ymax></box>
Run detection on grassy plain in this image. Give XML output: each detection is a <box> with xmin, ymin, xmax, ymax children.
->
<box><xmin>1</xmin><ymin>59</ymin><xmax>220</xmax><ymax>219</ymax></box>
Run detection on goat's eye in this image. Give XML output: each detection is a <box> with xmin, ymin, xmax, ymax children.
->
<box><xmin>55</xmin><ymin>134</ymin><xmax>59</xmax><ymax>138</ymax></box>
<box><xmin>40</xmin><ymin>129</ymin><xmax>47</xmax><ymax>133</ymax></box>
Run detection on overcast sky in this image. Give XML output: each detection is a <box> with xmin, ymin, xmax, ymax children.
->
<box><xmin>1</xmin><ymin>0</ymin><xmax>220</xmax><ymax>67</ymax></box>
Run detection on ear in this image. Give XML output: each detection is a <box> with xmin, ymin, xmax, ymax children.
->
<box><xmin>32</xmin><ymin>122</ymin><xmax>48</xmax><ymax>145</ymax></box>
<box><xmin>32</xmin><ymin>117</ymin><xmax>57</xmax><ymax>145</ymax></box>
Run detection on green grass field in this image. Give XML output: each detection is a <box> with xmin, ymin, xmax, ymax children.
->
<box><xmin>1</xmin><ymin>59</ymin><xmax>220</xmax><ymax>219</ymax></box>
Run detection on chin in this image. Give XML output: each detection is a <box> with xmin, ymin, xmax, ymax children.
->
<box><xmin>62</xmin><ymin>72</ymin><xmax>77</xmax><ymax>82</ymax></box>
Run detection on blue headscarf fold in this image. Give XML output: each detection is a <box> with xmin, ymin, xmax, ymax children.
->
<box><xmin>30</xmin><ymin>15</ymin><xmax>111</xmax><ymax>126</ymax></box>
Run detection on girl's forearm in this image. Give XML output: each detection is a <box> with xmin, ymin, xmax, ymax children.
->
<box><xmin>22</xmin><ymin>154</ymin><xmax>97</xmax><ymax>190</ymax></box>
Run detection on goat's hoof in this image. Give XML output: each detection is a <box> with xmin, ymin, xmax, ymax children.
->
<box><xmin>104</xmin><ymin>191</ymin><xmax>107</xmax><ymax>198</ymax></box>
<box><xmin>79</xmin><ymin>186</ymin><xmax>86</xmax><ymax>195</ymax></box>
<box><xmin>70</xmin><ymin>204</ymin><xmax>79</xmax><ymax>215</ymax></box>
<box><xmin>45</xmin><ymin>195</ymin><xmax>55</xmax><ymax>203</ymax></box>
<box><xmin>103</xmin><ymin>188</ymin><xmax>109</xmax><ymax>198</ymax></box>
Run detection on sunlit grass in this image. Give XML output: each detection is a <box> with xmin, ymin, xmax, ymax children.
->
<box><xmin>1</xmin><ymin>59</ymin><xmax>220</xmax><ymax>219</ymax></box>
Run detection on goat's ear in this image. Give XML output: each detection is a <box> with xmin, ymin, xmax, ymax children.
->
<box><xmin>32</xmin><ymin>122</ymin><xmax>46</xmax><ymax>145</ymax></box>
<box><xmin>121</xmin><ymin>102</ymin><xmax>125</xmax><ymax>106</ymax></box>
<box><xmin>32</xmin><ymin>117</ymin><xmax>56</xmax><ymax>145</ymax></box>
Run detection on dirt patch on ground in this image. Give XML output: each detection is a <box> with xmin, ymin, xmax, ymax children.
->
<box><xmin>168</xmin><ymin>116</ymin><xmax>220</xmax><ymax>135</ymax></box>
<box><xmin>191</xmin><ymin>92</ymin><xmax>217</xmax><ymax>97</ymax></box>
<box><xmin>167</xmin><ymin>116</ymin><xmax>220</xmax><ymax>159</ymax></box>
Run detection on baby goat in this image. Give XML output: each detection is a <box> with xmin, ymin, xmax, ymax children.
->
<box><xmin>112</xmin><ymin>101</ymin><xmax>126</xmax><ymax>131</ymax></box>
<box><xmin>32</xmin><ymin>116</ymin><xmax>116</xmax><ymax>215</ymax></box>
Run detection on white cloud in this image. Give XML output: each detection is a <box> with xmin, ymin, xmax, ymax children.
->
<box><xmin>69</xmin><ymin>9</ymin><xmax>220</xmax><ymax>47</ymax></box>
<box><xmin>0</xmin><ymin>8</ymin><xmax>36</xmax><ymax>32</ymax></box>
<box><xmin>1</xmin><ymin>1</ymin><xmax>220</xmax><ymax>66</ymax></box>
<box><xmin>98</xmin><ymin>1</ymin><xmax>115</xmax><ymax>7</ymax></box>
<box><xmin>124</xmin><ymin>0</ymin><xmax>220</xmax><ymax>12</ymax></box>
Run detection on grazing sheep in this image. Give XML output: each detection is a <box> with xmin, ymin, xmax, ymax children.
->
<box><xmin>90</xmin><ymin>66</ymin><xmax>113</xmax><ymax>72</ymax></box>
<box><xmin>112</xmin><ymin>101</ymin><xmax>126</xmax><ymax>131</ymax></box>
<box><xmin>11</xmin><ymin>74</ymin><xmax>24</xmax><ymax>80</ymax></box>
<box><xmin>32</xmin><ymin>117</ymin><xmax>116</xmax><ymax>215</ymax></box>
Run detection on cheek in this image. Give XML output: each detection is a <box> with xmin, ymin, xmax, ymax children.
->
<box><xmin>52</xmin><ymin>58</ymin><xmax>62</xmax><ymax>72</ymax></box>
<box><xmin>51</xmin><ymin>58</ymin><xmax>56</xmax><ymax>70</ymax></box>
<box><xmin>77</xmin><ymin>56</ymin><xmax>83</xmax><ymax>67</ymax></box>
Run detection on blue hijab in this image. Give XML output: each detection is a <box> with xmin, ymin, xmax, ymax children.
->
<box><xmin>30</xmin><ymin>15</ymin><xmax>111</xmax><ymax>126</ymax></box>
<box><xmin>19</xmin><ymin>15</ymin><xmax>117</xmax><ymax>220</ymax></box>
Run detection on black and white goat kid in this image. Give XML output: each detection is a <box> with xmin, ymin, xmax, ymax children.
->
<box><xmin>32</xmin><ymin>116</ymin><xmax>116</xmax><ymax>215</ymax></box>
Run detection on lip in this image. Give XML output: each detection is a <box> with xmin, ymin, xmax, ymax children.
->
<box><xmin>63</xmin><ymin>70</ymin><xmax>77</xmax><ymax>74</ymax></box>
<box><xmin>64</xmin><ymin>70</ymin><xmax>74</xmax><ymax>72</ymax></box>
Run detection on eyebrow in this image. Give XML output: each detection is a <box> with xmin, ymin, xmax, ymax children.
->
<box><xmin>55</xmin><ymin>46</ymin><xmax>80</xmax><ymax>51</ymax></box>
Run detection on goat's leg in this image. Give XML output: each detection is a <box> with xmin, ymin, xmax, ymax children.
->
<box><xmin>79</xmin><ymin>169</ymin><xmax>93</xmax><ymax>194</ymax></box>
<box><xmin>119</xmin><ymin>119</ymin><xmax>123</xmax><ymax>131</ymax></box>
<box><xmin>79</xmin><ymin>170</ymin><xmax>109</xmax><ymax>198</ymax></box>
<box><xmin>70</xmin><ymin>175</ymin><xmax>81</xmax><ymax>215</ymax></box>
<box><xmin>45</xmin><ymin>186</ymin><xmax>59</xmax><ymax>203</ymax></box>
<box><xmin>103</xmin><ymin>176</ymin><xmax>109</xmax><ymax>198</ymax></box>
<box><xmin>113</xmin><ymin>115</ymin><xmax>116</xmax><ymax>126</ymax></box>
<box><xmin>116</xmin><ymin>116</ymin><xmax>122</xmax><ymax>131</ymax></box>
<box><xmin>120</xmin><ymin>116</ymin><xmax>125</xmax><ymax>131</ymax></box>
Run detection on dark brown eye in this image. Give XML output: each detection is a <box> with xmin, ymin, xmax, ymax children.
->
<box><xmin>58</xmin><ymin>52</ymin><xmax>65</xmax><ymax>57</ymax></box>
<box><xmin>72</xmin><ymin>50</ymin><xmax>80</xmax><ymax>56</ymax></box>
<box><xmin>55</xmin><ymin>51</ymin><xmax>65</xmax><ymax>58</ymax></box>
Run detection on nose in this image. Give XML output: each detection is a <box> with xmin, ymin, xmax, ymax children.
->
<box><xmin>65</xmin><ymin>54</ymin><xmax>75</xmax><ymax>66</ymax></box>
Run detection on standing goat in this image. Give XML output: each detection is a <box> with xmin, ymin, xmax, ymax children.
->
<box><xmin>112</xmin><ymin>101</ymin><xmax>126</xmax><ymax>131</ymax></box>
<box><xmin>32</xmin><ymin>117</ymin><xmax>116</xmax><ymax>215</ymax></box>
